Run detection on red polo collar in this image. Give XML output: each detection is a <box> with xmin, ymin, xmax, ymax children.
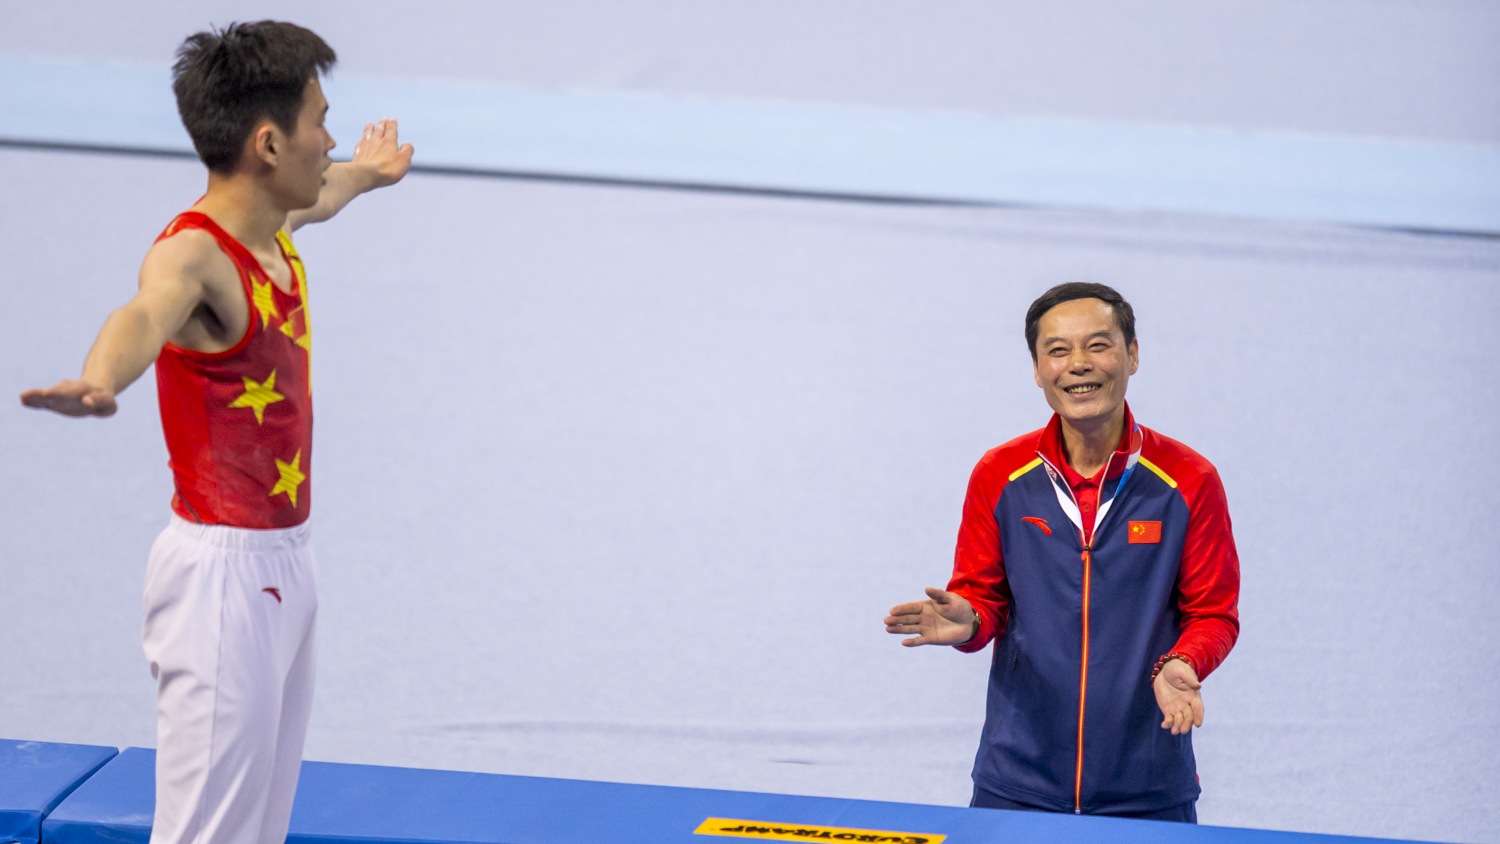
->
<box><xmin>1038</xmin><ymin>402</ymin><xmax>1140</xmax><ymax>488</ymax></box>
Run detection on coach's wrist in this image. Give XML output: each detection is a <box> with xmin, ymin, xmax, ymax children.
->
<box><xmin>957</xmin><ymin>610</ymin><xmax>981</xmax><ymax>646</ymax></box>
<box><xmin>1150</xmin><ymin>652</ymin><xmax>1191</xmax><ymax>681</ymax></box>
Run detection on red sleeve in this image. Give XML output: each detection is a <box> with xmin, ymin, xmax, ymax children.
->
<box><xmin>1170</xmin><ymin>466</ymin><xmax>1241</xmax><ymax>678</ymax></box>
<box><xmin>947</xmin><ymin>454</ymin><xmax>1012</xmax><ymax>654</ymax></box>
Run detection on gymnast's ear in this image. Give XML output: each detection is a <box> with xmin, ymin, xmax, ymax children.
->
<box><xmin>244</xmin><ymin>119</ymin><xmax>282</xmax><ymax>171</ymax></box>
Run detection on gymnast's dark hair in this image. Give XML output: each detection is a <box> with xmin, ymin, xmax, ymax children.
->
<box><xmin>172</xmin><ymin>21</ymin><xmax>336</xmax><ymax>173</ymax></box>
<box><xmin>1024</xmin><ymin>282</ymin><xmax>1136</xmax><ymax>360</ymax></box>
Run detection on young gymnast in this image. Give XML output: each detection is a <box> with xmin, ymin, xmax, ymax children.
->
<box><xmin>21</xmin><ymin>21</ymin><xmax>412</xmax><ymax>844</ymax></box>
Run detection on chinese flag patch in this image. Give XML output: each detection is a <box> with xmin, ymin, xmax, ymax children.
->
<box><xmin>1128</xmin><ymin>521</ymin><xmax>1161</xmax><ymax>544</ymax></box>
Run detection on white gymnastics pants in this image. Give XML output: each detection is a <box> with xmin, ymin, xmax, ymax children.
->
<box><xmin>142</xmin><ymin>515</ymin><xmax>317</xmax><ymax>844</ymax></box>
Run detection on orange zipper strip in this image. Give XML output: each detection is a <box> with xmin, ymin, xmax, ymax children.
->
<box><xmin>1075</xmin><ymin>543</ymin><xmax>1092</xmax><ymax>813</ymax></box>
<box><xmin>1036</xmin><ymin>451</ymin><xmax>1107</xmax><ymax>815</ymax></box>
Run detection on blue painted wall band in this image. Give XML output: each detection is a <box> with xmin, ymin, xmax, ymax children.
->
<box><xmin>3</xmin><ymin>54</ymin><xmax>1497</xmax><ymax>233</ymax></box>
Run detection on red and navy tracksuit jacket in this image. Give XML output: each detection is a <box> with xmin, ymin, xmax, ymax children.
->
<box><xmin>948</xmin><ymin>404</ymin><xmax>1239</xmax><ymax>815</ymax></box>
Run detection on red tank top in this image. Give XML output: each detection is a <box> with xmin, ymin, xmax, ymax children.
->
<box><xmin>153</xmin><ymin>212</ymin><xmax>313</xmax><ymax>528</ymax></box>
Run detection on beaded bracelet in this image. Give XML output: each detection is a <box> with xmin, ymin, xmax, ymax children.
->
<box><xmin>1150</xmin><ymin>652</ymin><xmax>1190</xmax><ymax>681</ymax></box>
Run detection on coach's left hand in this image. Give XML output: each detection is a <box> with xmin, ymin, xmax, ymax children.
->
<box><xmin>1153</xmin><ymin>658</ymin><xmax>1203</xmax><ymax>735</ymax></box>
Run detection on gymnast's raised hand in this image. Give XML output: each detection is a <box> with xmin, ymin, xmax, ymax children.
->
<box><xmin>285</xmin><ymin>117</ymin><xmax>413</xmax><ymax>228</ymax></box>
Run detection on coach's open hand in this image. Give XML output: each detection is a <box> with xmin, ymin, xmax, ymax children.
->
<box><xmin>885</xmin><ymin>587</ymin><xmax>976</xmax><ymax>647</ymax></box>
<box><xmin>1153</xmin><ymin>658</ymin><xmax>1204</xmax><ymax>735</ymax></box>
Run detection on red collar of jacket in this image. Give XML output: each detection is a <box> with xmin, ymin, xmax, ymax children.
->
<box><xmin>1037</xmin><ymin>401</ymin><xmax>1142</xmax><ymax>487</ymax></box>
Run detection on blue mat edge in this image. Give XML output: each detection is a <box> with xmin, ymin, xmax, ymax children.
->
<box><xmin>0</xmin><ymin>740</ymin><xmax>117</xmax><ymax>844</ymax></box>
<box><xmin>28</xmin><ymin>745</ymin><xmax>1456</xmax><ymax>844</ymax></box>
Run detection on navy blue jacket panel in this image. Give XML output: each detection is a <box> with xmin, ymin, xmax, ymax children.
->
<box><xmin>948</xmin><ymin>408</ymin><xmax>1239</xmax><ymax>815</ymax></box>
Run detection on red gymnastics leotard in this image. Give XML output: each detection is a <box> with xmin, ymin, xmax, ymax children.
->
<box><xmin>153</xmin><ymin>212</ymin><xmax>313</xmax><ymax>529</ymax></box>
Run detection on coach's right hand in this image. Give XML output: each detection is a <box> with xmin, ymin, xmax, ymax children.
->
<box><xmin>21</xmin><ymin>379</ymin><xmax>118</xmax><ymax>417</ymax></box>
<box><xmin>886</xmin><ymin>587</ymin><xmax>976</xmax><ymax>647</ymax></box>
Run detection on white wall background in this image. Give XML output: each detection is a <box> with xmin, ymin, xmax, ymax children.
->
<box><xmin>2</xmin><ymin>4</ymin><xmax>1499</xmax><ymax>843</ymax></box>
<box><xmin>1</xmin><ymin>0</ymin><xmax>1498</xmax><ymax>143</ymax></box>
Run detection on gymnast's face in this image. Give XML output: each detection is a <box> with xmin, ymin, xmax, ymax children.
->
<box><xmin>266</xmin><ymin>77</ymin><xmax>335</xmax><ymax>210</ymax></box>
<box><xmin>1032</xmin><ymin>298</ymin><xmax>1138</xmax><ymax>429</ymax></box>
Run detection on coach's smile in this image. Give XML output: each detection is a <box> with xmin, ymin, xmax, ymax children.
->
<box><xmin>1033</xmin><ymin>298</ymin><xmax>1139</xmax><ymax>429</ymax></box>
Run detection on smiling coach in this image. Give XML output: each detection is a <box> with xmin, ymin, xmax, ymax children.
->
<box><xmin>885</xmin><ymin>282</ymin><xmax>1240</xmax><ymax>823</ymax></box>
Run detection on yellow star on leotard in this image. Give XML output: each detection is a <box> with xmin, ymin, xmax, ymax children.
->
<box><xmin>270</xmin><ymin>449</ymin><xmax>306</xmax><ymax>508</ymax></box>
<box><xmin>228</xmin><ymin>369</ymin><xmax>284</xmax><ymax>424</ymax></box>
<box><xmin>280</xmin><ymin>306</ymin><xmax>313</xmax><ymax>353</ymax></box>
<box><xmin>251</xmin><ymin>279</ymin><xmax>279</xmax><ymax>329</ymax></box>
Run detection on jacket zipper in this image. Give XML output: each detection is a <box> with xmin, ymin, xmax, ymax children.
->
<box><xmin>1075</xmin><ymin>539</ymin><xmax>1091</xmax><ymax>814</ymax></box>
<box><xmin>1040</xmin><ymin>431</ymin><xmax>1145</xmax><ymax>815</ymax></box>
<box><xmin>1038</xmin><ymin>451</ymin><xmax>1099</xmax><ymax>815</ymax></box>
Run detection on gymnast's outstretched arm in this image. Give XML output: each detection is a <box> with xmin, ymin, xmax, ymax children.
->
<box><xmin>285</xmin><ymin>118</ymin><xmax>413</xmax><ymax>231</ymax></box>
<box><xmin>19</xmin><ymin>233</ymin><xmax>219</xmax><ymax>418</ymax></box>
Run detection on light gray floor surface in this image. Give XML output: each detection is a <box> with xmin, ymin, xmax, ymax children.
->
<box><xmin>3</xmin><ymin>0</ymin><xmax>1498</xmax><ymax>144</ymax></box>
<box><xmin>3</xmin><ymin>147</ymin><xmax>1499</xmax><ymax>843</ymax></box>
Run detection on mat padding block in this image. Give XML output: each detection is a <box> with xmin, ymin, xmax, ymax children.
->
<box><xmin>38</xmin><ymin>747</ymin><xmax>151</xmax><ymax>844</ymax></box>
<box><xmin>40</xmin><ymin>747</ymin><xmax>1429</xmax><ymax>844</ymax></box>
<box><xmin>0</xmin><ymin>739</ymin><xmax>116</xmax><ymax>844</ymax></box>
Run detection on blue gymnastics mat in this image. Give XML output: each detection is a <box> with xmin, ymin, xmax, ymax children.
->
<box><xmin>0</xmin><ymin>739</ymin><xmax>116</xmax><ymax>844</ymax></box>
<box><xmin>40</xmin><ymin>747</ymin><xmax>1440</xmax><ymax>844</ymax></box>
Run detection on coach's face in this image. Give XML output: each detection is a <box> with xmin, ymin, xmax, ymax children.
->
<box><xmin>1033</xmin><ymin>298</ymin><xmax>1138</xmax><ymax>429</ymax></box>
